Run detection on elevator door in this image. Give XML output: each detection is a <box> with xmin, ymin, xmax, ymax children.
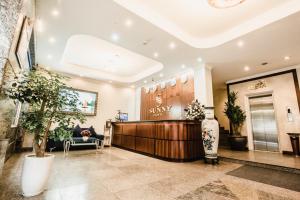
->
<box><xmin>249</xmin><ymin>95</ymin><xmax>279</xmax><ymax>152</ymax></box>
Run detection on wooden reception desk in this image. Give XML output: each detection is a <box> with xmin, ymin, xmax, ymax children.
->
<box><xmin>112</xmin><ymin>120</ymin><xmax>204</xmax><ymax>162</ymax></box>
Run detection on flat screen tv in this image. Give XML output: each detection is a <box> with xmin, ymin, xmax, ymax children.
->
<box><xmin>119</xmin><ymin>113</ymin><xmax>128</xmax><ymax>121</ymax></box>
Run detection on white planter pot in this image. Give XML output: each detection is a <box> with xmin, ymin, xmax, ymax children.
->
<box><xmin>21</xmin><ymin>154</ymin><xmax>55</xmax><ymax>197</ymax></box>
<box><xmin>202</xmin><ymin>108</ymin><xmax>219</xmax><ymax>159</ymax></box>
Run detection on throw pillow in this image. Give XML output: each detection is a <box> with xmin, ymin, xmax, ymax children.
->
<box><xmin>80</xmin><ymin>129</ymin><xmax>91</xmax><ymax>137</ymax></box>
<box><xmin>73</xmin><ymin>125</ymin><xmax>82</xmax><ymax>137</ymax></box>
<box><xmin>89</xmin><ymin>126</ymin><xmax>97</xmax><ymax>136</ymax></box>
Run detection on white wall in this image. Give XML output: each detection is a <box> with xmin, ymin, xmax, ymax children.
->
<box><xmin>66</xmin><ymin>75</ymin><xmax>136</xmax><ymax>133</ymax></box>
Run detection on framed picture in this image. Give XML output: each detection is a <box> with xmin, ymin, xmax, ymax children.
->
<box><xmin>64</xmin><ymin>88</ymin><xmax>98</xmax><ymax>116</ymax></box>
<box><xmin>15</xmin><ymin>16</ymin><xmax>34</xmax><ymax>70</ymax></box>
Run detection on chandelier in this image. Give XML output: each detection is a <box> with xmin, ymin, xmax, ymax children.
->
<box><xmin>208</xmin><ymin>0</ymin><xmax>245</xmax><ymax>9</ymax></box>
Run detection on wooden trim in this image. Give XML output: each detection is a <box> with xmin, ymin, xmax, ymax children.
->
<box><xmin>227</xmin><ymin>69</ymin><xmax>296</xmax><ymax>86</ymax></box>
<box><xmin>227</xmin><ymin>69</ymin><xmax>300</xmax><ymax>114</ymax></box>
<box><xmin>226</xmin><ymin>84</ymin><xmax>232</xmax><ymax>134</ymax></box>
<box><xmin>282</xmin><ymin>150</ymin><xmax>294</xmax><ymax>155</ymax></box>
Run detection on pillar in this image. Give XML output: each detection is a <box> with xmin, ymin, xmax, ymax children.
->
<box><xmin>193</xmin><ymin>64</ymin><xmax>214</xmax><ymax>107</ymax></box>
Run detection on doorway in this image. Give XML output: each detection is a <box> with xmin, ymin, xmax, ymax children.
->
<box><xmin>249</xmin><ymin>94</ymin><xmax>279</xmax><ymax>152</ymax></box>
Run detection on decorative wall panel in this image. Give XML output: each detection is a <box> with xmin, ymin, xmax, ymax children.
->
<box><xmin>140</xmin><ymin>76</ymin><xmax>194</xmax><ymax>120</ymax></box>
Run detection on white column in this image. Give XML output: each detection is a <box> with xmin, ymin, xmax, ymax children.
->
<box><xmin>134</xmin><ymin>87</ymin><xmax>141</xmax><ymax>120</ymax></box>
<box><xmin>193</xmin><ymin>64</ymin><xmax>214</xmax><ymax>107</ymax></box>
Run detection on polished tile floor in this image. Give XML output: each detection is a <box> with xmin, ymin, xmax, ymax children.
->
<box><xmin>219</xmin><ymin>148</ymin><xmax>300</xmax><ymax>169</ymax></box>
<box><xmin>0</xmin><ymin>147</ymin><xmax>299</xmax><ymax>200</ymax></box>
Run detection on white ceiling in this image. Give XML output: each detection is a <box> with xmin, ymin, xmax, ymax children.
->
<box><xmin>61</xmin><ymin>35</ymin><xmax>163</xmax><ymax>82</ymax></box>
<box><xmin>35</xmin><ymin>0</ymin><xmax>300</xmax><ymax>89</ymax></box>
<box><xmin>114</xmin><ymin>0</ymin><xmax>300</xmax><ymax>48</ymax></box>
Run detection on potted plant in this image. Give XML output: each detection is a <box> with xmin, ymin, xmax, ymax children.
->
<box><xmin>4</xmin><ymin>68</ymin><xmax>85</xmax><ymax>197</ymax></box>
<box><xmin>224</xmin><ymin>91</ymin><xmax>247</xmax><ymax>150</ymax></box>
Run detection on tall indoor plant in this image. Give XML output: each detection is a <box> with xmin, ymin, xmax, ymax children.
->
<box><xmin>4</xmin><ymin>68</ymin><xmax>85</xmax><ymax>196</ymax></box>
<box><xmin>224</xmin><ymin>91</ymin><xmax>247</xmax><ymax>150</ymax></box>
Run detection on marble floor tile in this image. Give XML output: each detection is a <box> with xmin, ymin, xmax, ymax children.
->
<box><xmin>0</xmin><ymin>147</ymin><xmax>299</xmax><ymax>200</ymax></box>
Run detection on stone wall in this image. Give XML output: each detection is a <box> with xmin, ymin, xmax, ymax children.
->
<box><xmin>0</xmin><ymin>0</ymin><xmax>22</xmax><ymax>70</ymax></box>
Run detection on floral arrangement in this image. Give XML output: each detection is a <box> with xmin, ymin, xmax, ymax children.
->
<box><xmin>184</xmin><ymin>99</ymin><xmax>205</xmax><ymax>121</ymax></box>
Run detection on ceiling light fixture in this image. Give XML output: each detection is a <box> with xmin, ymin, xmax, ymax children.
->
<box><xmin>48</xmin><ymin>37</ymin><xmax>56</xmax><ymax>44</ymax></box>
<box><xmin>109</xmin><ymin>80</ymin><xmax>113</xmax><ymax>83</ymax></box>
<box><xmin>208</xmin><ymin>0</ymin><xmax>245</xmax><ymax>9</ymax></box>
<box><xmin>237</xmin><ymin>40</ymin><xmax>244</xmax><ymax>47</ymax></box>
<box><xmin>284</xmin><ymin>56</ymin><xmax>290</xmax><ymax>61</ymax></box>
<box><xmin>197</xmin><ymin>57</ymin><xmax>202</xmax><ymax>62</ymax></box>
<box><xmin>159</xmin><ymin>73</ymin><xmax>164</xmax><ymax>78</ymax></box>
<box><xmin>143</xmin><ymin>80</ymin><xmax>147</xmax><ymax>84</ymax></box>
<box><xmin>169</xmin><ymin>42</ymin><xmax>176</xmax><ymax>49</ymax></box>
<box><xmin>47</xmin><ymin>54</ymin><xmax>53</xmax><ymax>59</ymax></box>
<box><xmin>111</xmin><ymin>33</ymin><xmax>120</xmax><ymax>42</ymax></box>
<box><xmin>125</xmin><ymin>19</ymin><xmax>133</xmax><ymax>27</ymax></box>
<box><xmin>51</xmin><ymin>9</ymin><xmax>59</xmax><ymax>17</ymax></box>
<box><xmin>153</xmin><ymin>52</ymin><xmax>159</xmax><ymax>58</ymax></box>
<box><xmin>181</xmin><ymin>64</ymin><xmax>186</xmax><ymax>69</ymax></box>
<box><xmin>244</xmin><ymin>65</ymin><xmax>250</xmax><ymax>71</ymax></box>
<box><xmin>130</xmin><ymin>85</ymin><xmax>135</xmax><ymax>88</ymax></box>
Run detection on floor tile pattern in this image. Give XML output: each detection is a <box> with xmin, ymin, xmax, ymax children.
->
<box><xmin>0</xmin><ymin>147</ymin><xmax>299</xmax><ymax>200</ymax></box>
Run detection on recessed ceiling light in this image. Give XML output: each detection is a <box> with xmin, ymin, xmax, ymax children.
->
<box><xmin>197</xmin><ymin>57</ymin><xmax>202</xmax><ymax>62</ymax></box>
<box><xmin>159</xmin><ymin>73</ymin><xmax>164</xmax><ymax>78</ymax></box>
<box><xmin>208</xmin><ymin>0</ymin><xmax>246</xmax><ymax>9</ymax></box>
<box><xmin>143</xmin><ymin>80</ymin><xmax>147</xmax><ymax>84</ymax></box>
<box><xmin>169</xmin><ymin>42</ymin><xmax>176</xmax><ymax>49</ymax></box>
<box><xmin>244</xmin><ymin>65</ymin><xmax>250</xmax><ymax>71</ymax></box>
<box><xmin>237</xmin><ymin>40</ymin><xmax>244</xmax><ymax>47</ymax></box>
<box><xmin>48</xmin><ymin>37</ymin><xmax>56</xmax><ymax>44</ymax></box>
<box><xmin>284</xmin><ymin>56</ymin><xmax>290</xmax><ymax>61</ymax></box>
<box><xmin>153</xmin><ymin>52</ymin><xmax>159</xmax><ymax>58</ymax></box>
<box><xmin>79</xmin><ymin>74</ymin><xmax>83</xmax><ymax>77</ymax></box>
<box><xmin>181</xmin><ymin>64</ymin><xmax>186</xmax><ymax>69</ymax></box>
<box><xmin>125</xmin><ymin>19</ymin><xmax>133</xmax><ymax>27</ymax></box>
<box><xmin>109</xmin><ymin>80</ymin><xmax>113</xmax><ymax>83</ymax></box>
<box><xmin>51</xmin><ymin>9</ymin><xmax>59</xmax><ymax>17</ymax></box>
<box><xmin>47</xmin><ymin>54</ymin><xmax>53</xmax><ymax>59</ymax></box>
<box><xmin>111</xmin><ymin>33</ymin><xmax>120</xmax><ymax>42</ymax></box>
<box><xmin>130</xmin><ymin>85</ymin><xmax>135</xmax><ymax>88</ymax></box>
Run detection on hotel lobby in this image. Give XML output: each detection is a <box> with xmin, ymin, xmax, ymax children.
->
<box><xmin>1</xmin><ymin>0</ymin><xmax>300</xmax><ymax>199</ymax></box>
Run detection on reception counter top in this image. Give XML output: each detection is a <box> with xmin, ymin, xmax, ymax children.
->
<box><xmin>112</xmin><ymin>120</ymin><xmax>204</xmax><ymax>162</ymax></box>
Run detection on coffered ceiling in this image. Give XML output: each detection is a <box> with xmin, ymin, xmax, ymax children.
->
<box><xmin>35</xmin><ymin>0</ymin><xmax>300</xmax><ymax>89</ymax></box>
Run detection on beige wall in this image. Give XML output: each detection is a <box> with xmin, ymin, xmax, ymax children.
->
<box><xmin>229</xmin><ymin>72</ymin><xmax>299</xmax><ymax>152</ymax></box>
<box><xmin>213</xmin><ymin>88</ymin><xmax>229</xmax><ymax>130</ymax></box>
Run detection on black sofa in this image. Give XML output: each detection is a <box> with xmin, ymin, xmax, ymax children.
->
<box><xmin>46</xmin><ymin>125</ymin><xmax>104</xmax><ymax>152</ymax></box>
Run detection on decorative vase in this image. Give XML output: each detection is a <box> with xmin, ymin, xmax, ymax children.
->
<box><xmin>201</xmin><ymin>107</ymin><xmax>219</xmax><ymax>159</ymax></box>
<box><xmin>21</xmin><ymin>154</ymin><xmax>55</xmax><ymax>197</ymax></box>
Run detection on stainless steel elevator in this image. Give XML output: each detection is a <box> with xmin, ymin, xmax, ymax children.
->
<box><xmin>249</xmin><ymin>95</ymin><xmax>279</xmax><ymax>152</ymax></box>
